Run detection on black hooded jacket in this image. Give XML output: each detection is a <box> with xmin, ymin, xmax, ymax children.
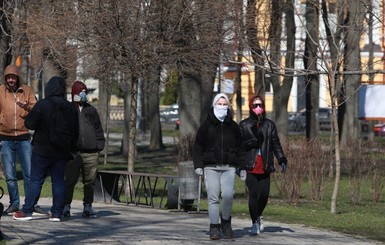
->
<box><xmin>193</xmin><ymin>108</ymin><xmax>243</xmax><ymax>169</ymax></box>
<box><xmin>25</xmin><ymin>76</ymin><xmax>79</xmax><ymax>159</ymax></box>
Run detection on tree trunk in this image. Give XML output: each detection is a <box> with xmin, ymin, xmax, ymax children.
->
<box><xmin>330</xmin><ymin>85</ymin><xmax>341</xmax><ymax>214</ymax></box>
<box><xmin>275</xmin><ymin>0</ymin><xmax>296</xmax><ymax>144</ymax></box>
<box><xmin>148</xmin><ymin>65</ymin><xmax>164</xmax><ymax>150</ymax></box>
<box><xmin>339</xmin><ymin>0</ymin><xmax>365</xmax><ymax>148</ymax></box>
<box><xmin>127</xmin><ymin>77</ymin><xmax>139</xmax><ymax>172</ymax></box>
<box><xmin>122</xmin><ymin>80</ymin><xmax>131</xmax><ymax>157</ymax></box>
<box><xmin>246</xmin><ymin>0</ymin><xmax>265</xmax><ymax>97</ymax></box>
<box><xmin>98</xmin><ymin>80</ymin><xmax>110</xmax><ymax>165</ymax></box>
<box><xmin>269</xmin><ymin>0</ymin><xmax>282</xmax><ymax>123</ymax></box>
<box><xmin>235</xmin><ymin>62</ymin><xmax>243</xmax><ymax>123</ymax></box>
<box><xmin>200</xmin><ymin>65</ymin><xmax>216</xmax><ymax>124</ymax></box>
<box><xmin>304</xmin><ymin>0</ymin><xmax>320</xmax><ymax>140</ymax></box>
<box><xmin>179</xmin><ymin>72</ymin><xmax>202</xmax><ymax>134</ymax></box>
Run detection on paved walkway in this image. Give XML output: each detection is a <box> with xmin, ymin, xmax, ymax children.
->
<box><xmin>0</xmin><ymin>195</ymin><xmax>382</xmax><ymax>245</ymax></box>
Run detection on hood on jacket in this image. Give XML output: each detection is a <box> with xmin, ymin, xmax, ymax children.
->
<box><xmin>71</xmin><ymin>80</ymin><xmax>87</xmax><ymax>102</ymax></box>
<box><xmin>4</xmin><ymin>65</ymin><xmax>20</xmax><ymax>86</ymax></box>
<box><xmin>249</xmin><ymin>95</ymin><xmax>266</xmax><ymax>120</ymax></box>
<box><xmin>212</xmin><ymin>93</ymin><xmax>230</xmax><ymax>106</ymax></box>
<box><xmin>45</xmin><ymin>76</ymin><xmax>67</xmax><ymax>99</ymax></box>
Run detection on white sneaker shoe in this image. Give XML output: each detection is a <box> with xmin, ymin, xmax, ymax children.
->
<box><xmin>251</xmin><ymin>222</ymin><xmax>260</xmax><ymax>235</ymax></box>
<box><xmin>257</xmin><ymin>216</ymin><xmax>264</xmax><ymax>232</ymax></box>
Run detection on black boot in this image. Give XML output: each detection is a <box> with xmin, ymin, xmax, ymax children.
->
<box><xmin>209</xmin><ymin>224</ymin><xmax>221</xmax><ymax>240</ymax></box>
<box><xmin>221</xmin><ymin>216</ymin><xmax>233</xmax><ymax>239</ymax></box>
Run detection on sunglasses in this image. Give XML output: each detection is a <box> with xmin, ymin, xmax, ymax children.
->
<box><xmin>252</xmin><ymin>103</ymin><xmax>262</xmax><ymax>108</ymax></box>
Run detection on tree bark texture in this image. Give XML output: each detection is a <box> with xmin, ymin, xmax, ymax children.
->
<box><xmin>304</xmin><ymin>0</ymin><xmax>320</xmax><ymax>139</ymax></box>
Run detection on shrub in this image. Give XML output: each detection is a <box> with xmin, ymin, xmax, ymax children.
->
<box><xmin>273</xmin><ymin>138</ymin><xmax>306</xmax><ymax>204</ymax></box>
<box><xmin>342</xmin><ymin>139</ymin><xmax>374</xmax><ymax>205</ymax></box>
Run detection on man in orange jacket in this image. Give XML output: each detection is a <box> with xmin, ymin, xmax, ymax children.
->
<box><xmin>0</xmin><ymin>65</ymin><xmax>43</xmax><ymax>215</ymax></box>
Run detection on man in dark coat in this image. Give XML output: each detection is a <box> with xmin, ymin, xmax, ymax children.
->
<box><xmin>13</xmin><ymin>76</ymin><xmax>79</xmax><ymax>222</ymax></box>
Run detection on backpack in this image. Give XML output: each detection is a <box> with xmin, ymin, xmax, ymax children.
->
<box><xmin>48</xmin><ymin>99</ymin><xmax>77</xmax><ymax>151</ymax></box>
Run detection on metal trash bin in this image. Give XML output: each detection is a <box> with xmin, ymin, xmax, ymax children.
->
<box><xmin>178</xmin><ymin>160</ymin><xmax>199</xmax><ymax>211</ymax></box>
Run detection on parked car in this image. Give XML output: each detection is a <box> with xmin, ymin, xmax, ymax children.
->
<box><xmin>160</xmin><ymin>104</ymin><xmax>179</xmax><ymax>124</ymax></box>
<box><xmin>288</xmin><ymin>108</ymin><xmax>332</xmax><ymax>132</ymax></box>
<box><xmin>373</xmin><ymin>123</ymin><xmax>385</xmax><ymax>136</ymax></box>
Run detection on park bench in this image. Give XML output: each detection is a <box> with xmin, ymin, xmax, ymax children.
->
<box><xmin>98</xmin><ymin>170</ymin><xmax>179</xmax><ymax>208</ymax></box>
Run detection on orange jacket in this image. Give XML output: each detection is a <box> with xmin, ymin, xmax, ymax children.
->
<box><xmin>0</xmin><ymin>84</ymin><xmax>37</xmax><ymax>137</ymax></box>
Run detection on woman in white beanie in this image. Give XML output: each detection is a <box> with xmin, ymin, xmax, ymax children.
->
<box><xmin>193</xmin><ymin>93</ymin><xmax>245</xmax><ymax>240</ymax></box>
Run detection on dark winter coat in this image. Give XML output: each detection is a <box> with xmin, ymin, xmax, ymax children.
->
<box><xmin>193</xmin><ymin>108</ymin><xmax>243</xmax><ymax>169</ymax></box>
<box><xmin>75</xmin><ymin>102</ymin><xmax>105</xmax><ymax>153</ymax></box>
<box><xmin>239</xmin><ymin>116</ymin><xmax>286</xmax><ymax>173</ymax></box>
<box><xmin>25</xmin><ymin>76</ymin><xmax>79</xmax><ymax>159</ymax></box>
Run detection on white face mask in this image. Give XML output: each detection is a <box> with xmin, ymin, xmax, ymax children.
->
<box><xmin>73</xmin><ymin>91</ymin><xmax>87</xmax><ymax>102</ymax></box>
<box><xmin>73</xmin><ymin>94</ymin><xmax>81</xmax><ymax>102</ymax></box>
<box><xmin>213</xmin><ymin>105</ymin><xmax>228</xmax><ymax>122</ymax></box>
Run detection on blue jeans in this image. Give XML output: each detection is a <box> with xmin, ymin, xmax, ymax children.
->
<box><xmin>204</xmin><ymin>165</ymin><xmax>236</xmax><ymax>224</ymax></box>
<box><xmin>1</xmin><ymin>140</ymin><xmax>32</xmax><ymax>208</ymax></box>
<box><xmin>22</xmin><ymin>153</ymin><xmax>67</xmax><ymax>217</ymax></box>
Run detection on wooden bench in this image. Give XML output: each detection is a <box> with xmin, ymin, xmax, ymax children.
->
<box><xmin>98</xmin><ymin>170</ymin><xmax>179</xmax><ymax>208</ymax></box>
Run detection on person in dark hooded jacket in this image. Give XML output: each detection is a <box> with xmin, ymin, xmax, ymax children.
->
<box><xmin>13</xmin><ymin>76</ymin><xmax>79</xmax><ymax>222</ymax></box>
<box><xmin>239</xmin><ymin>95</ymin><xmax>287</xmax><ymax>236</ymax></box>
<box><xmin>193</xmin><ymin>93</ymin><xmax>243</xmax><ymax>240</ymax></box>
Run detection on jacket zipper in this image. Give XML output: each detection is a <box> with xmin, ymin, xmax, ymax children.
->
<box><xmin>221</xmin><ymin>122</ymin><xmax>224</xmax><ymax>165</ymax></box>
<box><xmin>13</xmin><ymin>92</ymin><xmax>17</xmax><ymax>136</ymax></box>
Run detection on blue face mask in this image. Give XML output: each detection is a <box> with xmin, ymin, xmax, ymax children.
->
<box><xmin>79</xmin><ymin>91</ymin><xmax>87</xmax><ymax>102</ymax></box>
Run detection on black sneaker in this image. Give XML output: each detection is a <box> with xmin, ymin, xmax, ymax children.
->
<box><xmin>209</xmin><ymin>224</ymin><xmax>221</xmax><ymax>240</ymax></box>
<box><xmin>221</xmin><ymin>221</ymin><xmax>233</xmax><ymax>239</ymax></box>
<box><xmin>63</xmin><ymin>204</ymin><xmax>71</xmax><ymax>217</ymax></box>
<box><xmin>82</xmin><ymin>203</ymin><xmax>97</xmax><ymax>218</ymax></box>
<box><xmin>32</xmin><ymin>205</ymin><xmax>46</xmax><ymax>216</ymax></box>
<box><xmin>3</xmin><ymin>205</ymin><xmax>19</xmax><ymax>215</ymax></box>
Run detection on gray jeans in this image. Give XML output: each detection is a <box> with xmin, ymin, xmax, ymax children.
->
<box><xmin>204</xmin><ymin>165</ymin><xmax>236</xmax><ymax>224</ymax></box>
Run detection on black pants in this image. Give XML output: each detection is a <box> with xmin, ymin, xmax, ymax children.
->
<box><xmin>245</xmin><ymin>173</ymin><xmax>270</xmax><ymax>224</ymax></box>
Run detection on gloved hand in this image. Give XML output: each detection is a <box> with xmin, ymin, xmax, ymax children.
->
<box><xmin>279</xmin><ymin>157</ymin><xmax>288</xmax><ymax>173</ymax></box>
<box><xmin>281</xmin><ymin>162</ymin><xmax>287</xmax><ymax>173</ymax></box>
<box><xmin>195</xmin><ymin>168</ymin><xmax>204</xmax><ymax>176</ymax></box>
<box><xmin>240</xmin><ymin>170</ymin><xmax>247</xmax><ymax>181</ymax></box>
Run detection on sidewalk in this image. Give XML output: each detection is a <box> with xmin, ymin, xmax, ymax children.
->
<box><xmin>0</xmin><ymin>195</ymin><xmax>382</xmax><ymax>245</ymax></box>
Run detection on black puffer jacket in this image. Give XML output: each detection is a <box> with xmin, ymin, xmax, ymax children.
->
<box><xmin>193</xmin><ymin>108</ymin><xmax>243</xmax><ymax>169</ymax></box>
<box><xmin>239</xmin><ymin>116</ymin><xmax>286</xmax><ymax>173</ymax></box>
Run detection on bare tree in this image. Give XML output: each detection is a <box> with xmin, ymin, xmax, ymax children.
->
<box><xmin>274</xmin><ymin>0</ymin><xmax>296</xmax><ymax>143</ymax></box>
<box><xmin>246</xmin><ymin>0</ymin><xmax>266</xmax><ymax>97</ymax></box>
<box><xmin>319</xmin><ymin>0</ymin><xmax>370</xmax><ymax>214</ymax></box>
<box><xmin>303</xmin><ymin>0</ymin><xmax>320</xmax><ymax>139</ymax></box>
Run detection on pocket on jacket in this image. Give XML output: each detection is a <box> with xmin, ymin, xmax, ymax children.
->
<box><xmin>227</xmin><ymin>149</ymin><xmax>238</xmax><ymax>164</ymax></box>
<box><xmin>202</xmin><ymin>150</ymin><xmax>216</xmax><ymax>164</ymax></box>
<box><xmin>244</xmin><ymin>148</ymin><xmax>257</xmax><ymax>170</ymax></box>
